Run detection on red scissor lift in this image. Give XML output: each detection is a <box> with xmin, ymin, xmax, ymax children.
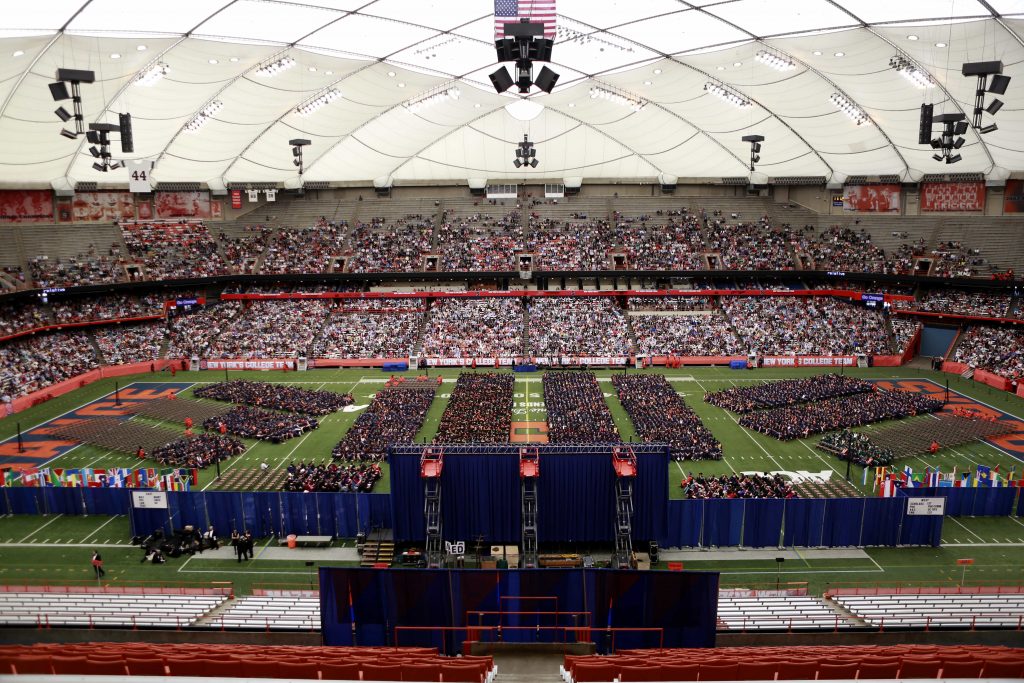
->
<box><xmin>612</xmin><ymin>446</ymin><xmax>637</xmax><ymax>569</ymax></box>
<box><xmin>420</xmin><ymin>447</ymin><xmax>444</xmax><ymax>569</ymax></box>
<box><xmin>519</xmin><ymin>447</ymin><xmax>540</xmax><ymax>569</ymax></box>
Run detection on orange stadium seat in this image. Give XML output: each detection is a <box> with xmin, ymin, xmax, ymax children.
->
<box><xmin>898</xmin><ymin>658</ymin><xmax>942</xmax><ymax>679</ymax></box>
<box><xmin>362</xmin><ymin>663</ymin><xmax>404</xmax><ymax>680</ymax></box>
<box><xmin>440</xmin><ymin>663</ymin><xmax>487</xmax><ymax>683</ymax></box>
<box><xmin>276</xmin><ymin>661</ymin><xmax>320</xmax><ymax>679</ymax></box>
<box><xmin>817</xmin><ymin>662</ymin><xmax>860</xmax><ymax>679</ymax></box>
<box><xmin>318</xmin><ymin>661</ymin><xmax>362</xmax><ymax>679</ymax></box>
<box><xmin>940</xmin><ymin>660</ymin><xmax>983</xmax><ymax>678</ymax></box>
<box><xmin>982</xmin><ymin>659</ymin><xmax>1024</xmax><ymax>678</ymax></box>
<box><xmin>857</xmin><ymin>661</ymin><xmax>901</xmax><ymax>679</ymax></box>
<box><xmin>698</xmin><ymin>661</ymin><xmax>738</xmax><ymax>680</ymax></box>
<box><xmin>125</xmin><ymin>657</ymin><xmax>168</xmax><ymax>676</ymax></box>
<box><xmin>403</xmin><ymin>662</ymin><xmax>443</xmax><ymax>681</ymax></box>
<box><xmin>659</xmin><ymin>663</ymin><xmax>700</xmax><ymax>681</ymax></box>
<box><xmin>737</xmin><ymin>661</ymin><xmax>779</xmax><ymax>680</ymax></box>
<box><xmin>12</xmin><ymin>655</ymin><xmax>53</xmax><ymax>675</ymax></box>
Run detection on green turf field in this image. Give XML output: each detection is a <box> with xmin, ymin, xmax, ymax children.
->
<box><xmin>0</xmin><ymin>365</ymin><xmax>1021</xmax><ymax>595</ymax></box>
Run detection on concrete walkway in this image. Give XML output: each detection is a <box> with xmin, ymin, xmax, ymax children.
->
<box><xmin>660</xmin><ymin>547</ymin><xmax>869</xmax><ymax>562</ymax></box>
<box><xmin>189</xmin><ymin>545</ymin><xmax>360</xmax><ymax>562</ymax></box>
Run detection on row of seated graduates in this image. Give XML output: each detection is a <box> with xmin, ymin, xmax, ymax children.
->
<box><xmin>132</xmin><ymin>525</ymin><xmax>216</xmax><ymax>561</ymax></box>
<box><xmin>564</xmin><ymin>644</ymin><xmax>1024</xmax><ymax>682</ymax></box>
<box><xmin>0</xmin><ymin>643</ymin><xmax>496</xmax><ymax>682</ymax></box>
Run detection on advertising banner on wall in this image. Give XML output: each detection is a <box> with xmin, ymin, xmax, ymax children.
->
<box><xmin>1004</xmin><ymin>179</ymin><xmax>1024</xmax><ymax>214</ymax></box>
<box><xmin>842</xmin><ymin>184</ymin><xmax>900</xmax><ymax>212</ymax></box>
<box><xmin>0</xmin><ymin>190</ymin><xmax>54</xmax><ymax>223</ymax></box>
<box><xmin>761</xmin><ymin>356</ymin><xmax>856</xmax><ymax>367</ymax></box>
<box><xmin>920</xmin><ymin>182</ymin><xmax>985</xmax><ymax>212</ymax></box>
<box><xmin>72</xmin><ymin>191</ymin><xmax>136</xmax><ymax>222</ymax></box>
<box><xmin>155</xmin><ymin>191</ymin><xmax>218</xmax><ymax>219</ymax></box>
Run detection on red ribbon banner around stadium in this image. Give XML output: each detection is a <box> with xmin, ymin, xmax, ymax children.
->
<box><xmin>761</xmin><ymin>356</ymin><xmax>856</xmax><ymax>367</ymax></box>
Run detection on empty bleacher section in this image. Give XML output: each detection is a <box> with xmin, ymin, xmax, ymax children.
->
<box><xmin>716</xmin><ymin>595</ymin><xmax>859</xmax><ymax>631</ymax></box>
<box><xmin>22</xmin><ymin>223</ymin><xmax>127</xmax><ymax>287</ymax></box>
<box><xmin>832</xmin><ymin>588</ymin><xmax>1024</xmax><ymax>630</ymax></box>
<box><xmin>209</xmin><ymin>591</ymin><xmax>320</xmax><ymax>631</ymax></box>
<box><xmin>0</xmin><ymin>586</ymin><xmax>228</xmax><ymax>629</ymax></box>
<box><xmin>563</xmin><ymin>644</ymin><xmax>1024</xmax><ymax>681</ymax></box>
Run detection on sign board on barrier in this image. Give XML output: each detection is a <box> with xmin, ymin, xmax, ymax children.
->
<box><xmin>907</xmin><ymin>498</ymin><xmax>946</xmax><ymax>516</ymax></box>
<box><xmin>132</xmin><ymin>491</ymin><xmax>167</xmax><ymax>509</ymax></box>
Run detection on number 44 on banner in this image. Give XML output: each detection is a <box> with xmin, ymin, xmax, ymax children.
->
<box><xmin>127</xmin><ymin>159</ymin><xmax>154</xmax><ymax>193</ymax></box>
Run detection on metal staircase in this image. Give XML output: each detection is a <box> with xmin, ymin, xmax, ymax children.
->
<box><xmin>420</xmin><ymin>446</ymin><xmax>444</xmax><ymax>569</ymax></box>
<box><xmin>519</xmin><ymin>447</ymin><xmax>539</xmax><ymax>569</ymax></box>
<box><xmin>611</xmin><ymin>446</ymin><xmax>637</xmax><ymax>570</ymax></box>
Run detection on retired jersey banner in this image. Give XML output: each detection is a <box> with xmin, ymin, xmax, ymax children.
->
<box><xmin>230</xmin><ymin>189</ymin><xmax>242</xmax><ymax>209</ymax></box>
<box><xmin>155</xmin><ymin>190</ymin><xmax>214</xmax><ymax>219</ymax></box>
<box><xmin>921</xmin><ymin>182</ymin><xmax>985</xmax><ymax>212</ymax></box>
<box><xmin>0</xmin><ymin>190</ymin><xmax>54</xmax><ymax>223</ymax></box>
<box><xmin>1004</xmin><ymin>179</ymin><xmax>1024</xmax><ymax>214</ymax></box>
<box><xmin>843</xmin><ymin>184</ymin><xmax>900</xmax><ymax>212</ymax></box>
<box><xmin>72</xmin><ymin>191</ymin><xmax>136</xmax><ymax>222</ymax></box>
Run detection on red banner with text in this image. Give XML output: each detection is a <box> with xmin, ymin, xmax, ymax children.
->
<box><xmin>0</xmin><ymin>190</ymin><xmax>54</xmax><ymax>224</ymax></box>
<box><xmin>761</xmin><ymin>356</ymin><xmax>856</xmax><ymax>367</ymax></box>
<box><xmin>920</xmin><ymin>182</ymin><xmax>985</xmax><ymax>212</ymax></box>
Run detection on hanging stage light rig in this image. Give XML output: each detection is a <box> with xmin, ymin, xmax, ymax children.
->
<box><xmin>290</xmin><ymin>139</ymin><xmax>311</xmax><ymax>176</ymax></box>
<box><xmin>50</xmin><ymin>68</ymin><xmax>95</xmax><ymax>139</ymax></box>
<box><xmin>962</xmin><ymin>61</ymin><xmax>1010</xmax><ymax>134</ymax></box>
<box><xmin>741</xmin><ymin>134</ymin><xmax>764</xmax><ymax>172</ymax></box>
<box><xmin>514</xmin><ymin>134</ymin><xmax>538</xmax><ymax>168</ymax></box>
<box><xmin>490</xmin><ymin>19</ymin><xmax>559</xmax><ymax>94</ymax></box>
<box><xmin>929</xmin><ymin>112</ymin><xmax>968</xmax><ymax>165</ymax></box>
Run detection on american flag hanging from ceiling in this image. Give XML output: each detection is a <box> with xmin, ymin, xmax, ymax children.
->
<box><xmin>494</xmin><ymin>0</ymin><xmax>557</xmax><ymax>40</ymax></box>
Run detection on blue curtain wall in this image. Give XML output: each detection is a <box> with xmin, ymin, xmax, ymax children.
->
<box><xmin>389</xmin><ymin>445</ymin><xmax>668</xmax><ymax>544</ymax></box>
<box><xmin>319</xmin><ymin>567</ymin><xmax>718</xmax><ymax>653</ymax></box>
<box><xmin>900</xmin><ymin>486</ymin><xmax>1020</xmax><ymax>517</ymax></box>
<box><xmin>660</xmin><ymin>496</ymin><xmax>942</xmax><ymax>548</ymax></box>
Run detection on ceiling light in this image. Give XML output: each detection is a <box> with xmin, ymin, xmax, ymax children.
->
<box><xmin>888</xmin><ymin>54</ymin><xmax>935</xmax><ymax>89</ymax></box>
<box><xmin>185</xmin><ymin>99</ymin><xmax>223</xmax><ymax>133</ymax></box>
<box><xmin>295</xmin><ymin>88</ymin><xmax>341</xmax><ymax>116</ymax></box>
<box><xmin>405</xmin><ymin>86</ymin><xmax>461</xmax><ymax>114</ymax></box>
<box><xmin>12</xmin><ymin>50</ymin><xmax>24</xmax><ymax>57</ymax></box>
<box><xmin>755</xmin><ymin>50</ymin><xmax>796</xmax><ymax>71</ymax></box>
<box><xmin>907</xmin><ymin>35</ymin><xmax>919</xmax><ymax>41</ymax></box>
<box><xmin>567</xmin><ymin>102</ymin><xmax>574</xmax><ymax>107</ymax></box>
<box><xmin>588</xmin><ymin>85</ymin><xmax>647</xmax><ymax>111</ymax></box>
<box><xmin>136</xmin><ymin>45</ymin><xmax>147</xmax><ymax>51</ymax></box>
<box><xmin>397</xmin><ymin>82</ymin><xmax>405</xmax><ymax>88</ymax></box>
<box><xmin>716</xmin><ymin>66</ymin><xmax>726</xmax><ymax>71</ymax></box>
<box><xmin>733</xmin><ymin>62</ymin><xmax>742</xmax><ymax>67</ymax></box>
<box><xmin>813</xmin><ymin>51</ymin><xmax>822</xmax><ymax>56</ymax></box>
<box><xmin>209</xmin><ymin>59</ymin><xmax>218</xmax><ymax>65</ymax></box>
<box><xmin>643</xmin><ymin>80</ymin><xmax>652</xmax><ymax>85</ymax></box>
<box><xmin>229</xmin><ymin>57</ymin><xmax>239</xmax><ymax>63</ymax></box>
<box><xmin>110</xmin><ymin>53</ymin><xmax>121</xmax><ymax>59</ymax></box>
<box><xmin>935</xmin><ymin>42</ymin><xmax>947</xmax><ymax>48</ymax></box>
<box><xmin>134</xmin><ymin>61</ymin><xmax>170</xmax><ymax>87</ymax></box>
<box><xmin>830</xmin><ymin>92</ymin><xmax>870</xmax><ymax>125</ymax></box>
<box><xmin>653</xmin><ymin>68</ymin><xmax>662</xmax><ymax>75</ymax></box>
<box><xmin>834</xmin><ymin>52</ymin><xmax>845</xmax><ymax>57</ymax></box>
<box><xmin>325</xmin><ymin>70</ymin><xmax>332</xmax><ymax>75</ymax></box>
<box><xmin>308</xmin><ymin>66</ymin><xmax>316</xmax><ymax>72</ymax></box>
<box><xmin>255</xmin><ymin>56</ymin><xmax>296</xmax><ymax>78</ymax></box>
<box><xmin>704</xmin><ymin>81</ymin><xmax>751</xmax><ymax>108</ymax></box>
<box><xmin>387</xmin><ymin>71</ymin><xmax>396</xmax><ymax>77</ymax></box>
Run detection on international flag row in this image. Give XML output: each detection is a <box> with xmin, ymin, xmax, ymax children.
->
<box><xmin>2</xmin><ymin>467</ymin><xmax>198</xmax><ymax>491</ymax></box>
<box><xmin>872</xmin><ymin>464</ymin><xmax>1020</xmax><ymax>497</ymax></box>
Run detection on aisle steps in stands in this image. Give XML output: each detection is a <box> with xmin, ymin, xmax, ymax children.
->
<box><xmin>821</xmin><ymin>594</ymin><xmax>869</xmax><ymax>627</ymax></box>
<box><xmin>360</xmin><ymin>539</ymin><xmax>395</xmax><ymax>567</ymax></box>
<box><xmin>935</xmin><ymin>216</ymin><xmax>1024</xmax><ymax>274</ymax></box>
<box><xmin>199</xmin><ymin>594</ymin><xmax>321</xmax><ymax>630</ymax></box>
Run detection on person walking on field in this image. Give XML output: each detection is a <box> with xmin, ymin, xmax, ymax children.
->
<box><xmin>91</xmin><ymin>550</ymin><xmax>106</xmax><ymax>578</ymax></box>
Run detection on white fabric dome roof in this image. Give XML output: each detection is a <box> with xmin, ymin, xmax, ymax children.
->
<box><xmin>1</xmin><ymin>0</ymin><xmax>1022</xmax><ymax>186</ymax></box>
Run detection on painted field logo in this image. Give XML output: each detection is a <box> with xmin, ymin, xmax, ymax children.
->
<box><xmin>510</xmin><ymin>422</ymin><xmax>549</xmax><ymax>443</ymax></box>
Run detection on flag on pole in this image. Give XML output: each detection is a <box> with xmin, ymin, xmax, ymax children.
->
<box><xmin>22</xmin><ymin>469</ymin><xmax>40</xmax><ymax>487</ymax></box>
<box><xmin>926</xmin><ymin>467</ymin><xmax>940</xmax><ymax>487</ymax></box>
<box><xmin>0</xmin><ymin>470</ymin><xmax>13</xmax><ymax>487</ymax></box>
<box><xmin>901</xmin><ymin>465</ymin><xmax>913</xmax><ymax>485</ymax></box>
<box><xmin>976</xmin><ymin>465</ymin><xmax>992</xmax><ymax>487</ymax></box>
<box><xmin>494</xmin><ymin>0</ymin><xmax>557</xmax><ymax>40</ymax></box>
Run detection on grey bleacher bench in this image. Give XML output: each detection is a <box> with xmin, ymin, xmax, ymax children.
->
<box><xmin>278</xmin><ymin>535</ymin><xmax>333</xmax><ymax>547</ymax></box>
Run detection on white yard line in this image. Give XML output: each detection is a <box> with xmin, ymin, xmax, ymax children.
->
<box><xmin>81</xmin><ymin>515</ymin><xmax>121</xmax><ymax>542</ymax></box>
<box><xmin>945</xmin><ymin>516</ymin><xmax>987</xmax><ymax>543</ymax></box>
<box><xmin>18</xmin><ymin>514</ymin><xmax>64</xmax><ymax>543</ymax></box>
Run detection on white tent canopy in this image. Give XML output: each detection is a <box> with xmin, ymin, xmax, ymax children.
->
<box><xmin>1</xmin><ymin>0</ymin><xmax>1022</xmax><ymax>186</ymax></box>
